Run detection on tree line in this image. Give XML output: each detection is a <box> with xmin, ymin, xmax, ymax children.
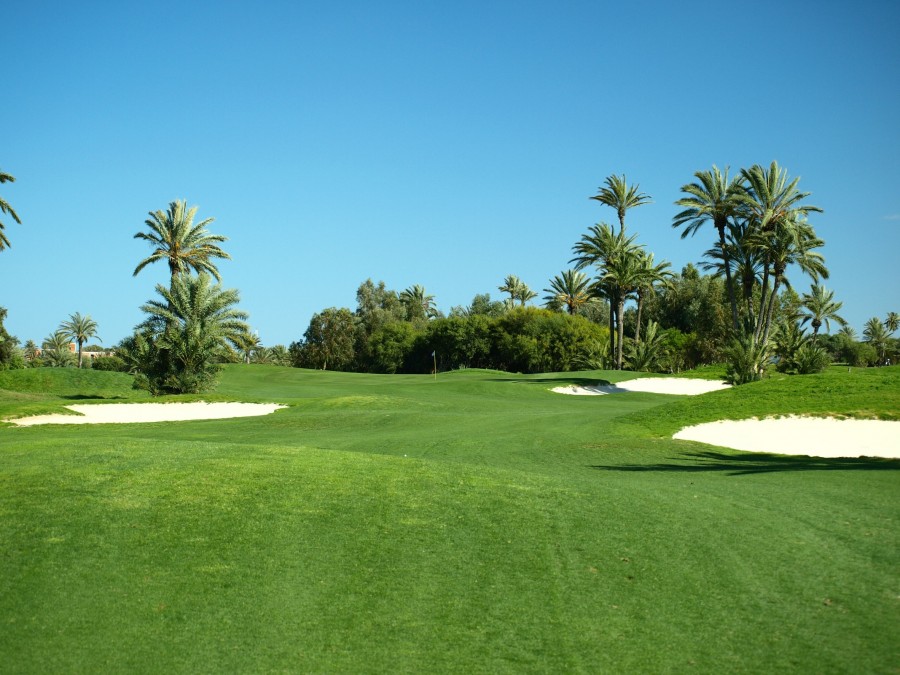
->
<box><xmin>1</xmin><ymin>163</ymin><xmax>898</xmax><ymax>387</ymax></box>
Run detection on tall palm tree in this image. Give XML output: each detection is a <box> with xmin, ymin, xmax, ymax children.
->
<box><xmin>884</xmin><ymin>312</ymin><xmax>900</xmax><ymax>334</ymax></box>
<box><xmin>800</xmin><ymin>284</ymin><xmax>846</xmax><ymax>342</ymax></box>
<box><xmin>571</xmin><ymin>223</ymin><xmax>642</xmax><ymax>363</ymax></box>
<box><xmin>133</xmin><ymin>200</ymin><xmax>231</xmax><ymax>285</ymax></box>
<box><xmin>672</xmin><ymin>166</ymin><xmax>746</xmax><ymax>331</ymax></box>
<box><xmin>863</xmin><ymin>317</ymin><xmax>890</xmax><ymax>364</ymax></box>
<box><xmin>700</xmin><ymin>220</ymin><xmax>763</xmax><ymax>329</ymax></box>
<box><xmin>22</xmin><ymin>339</ymin><xmax>40</xmax><ymax>362</ymax></box>
<box><xmin>400</xmin><ymin>284</ymin><xmax>438</xmax><ymax>320</ymax></box>
<box><xmin>59</xmin><ymin>312</ymin><xmax>100</xmax><ymax>368</ymax></box>
<box><xmin>740</xmin><ymin>161</ymin><xmax>823</xmax><ymax>344</ymax></box>
<box><xmin>0</xmin><ymin>169</ymin><xmax>22</xmax><ymax>251</ymax></box>
<box><xmin>603</xmin><ymin>244</ymin><xmax>644</xmax><ymax>369</ymax></box>
<box><xmin>749</xmin><ymin>217</ymin><xmax>828</xmax><ymax>346</ymax></box>
<box><xmin>590</xmin><ymin>174</ymin><xmax>651</xmax><ymax>234</ymax></box>
<box><xmin>633</xmin><ymin>251</ymin><xmax>672</xmax><ymax>343</ymax></box>
<box><xmin>543</xmin><ymin>270</ymin><xmax>592</xmax><ymax>315</ymax></box>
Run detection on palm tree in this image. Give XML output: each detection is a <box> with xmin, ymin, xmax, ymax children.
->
<box><xmin>139</xmin><ymin>273</ymin><xmax>250</xmax><ymax>392</ymax></box>
<box><xmin>498</xmin><ymin>275</ymin><xmax>536</xmax><ymax>306</ymax></box>
<box><xmin>543</xmin><ymin>270</ymin><xmax>592</xmax><ymax>315</ymax></box>
<box><xmin>863</xmin><ymin>317</ymin><xmax>890</xmax><ymax>364</ymax></box>
<box><xmin>800</xmin><ymin>284</ymin><xmax>846</xmax><ymax>342</ymax></box>
<box><xmin>590</xmin><ymin>174</ymin><xmax>651</xmax><ymax>233</ymax></box>
<box><xmin>400</xmin><ymin>284</ymin><xmax>438</xmax><ymax>320</ymax></box>
<box><xmin>633</xmin><ymin>251</ymin><xmax>672</xmax><ymax>343</ymax></box>
<box><xmin>571</xmin><ymin>223</ymin><xmax>642</xmax><ymax>366</ymax></box>
<box><xmin>884</xmin><ymin>312</ymin><xmax>900</xmax><ymax>334</ymax></box>
<box><xmin>673</xmin><ymin>166</ymin><xmax>746</xmax><ymax>331</ymax></box>
<box><xmin>133</xmin><ymin>200</ymin><xmax>231</xmax><ymax>285</ymax></box>
<box><xmin>837</xmin><ymin>324</ymin><xmax>857</xmax><ymax>341</ymax></box>
<box><xmin>602</xmin><ymin>244</ymin><xmax>644</xmax><ymax>369</ymax></box>
<box><xmin>750</xmin><ymin>217</ymin><xmax>828</xmax><ymax>346</ymax></box>
<box><xmin>22</xmin><ymin>339</ymin><xmax>40</xmax><ymax>362</ymax></box>
<box><xmin>740</xmin><ymin>161</ymin><xmax>823</xmax><ymax>344</ymax></box>
<box><xmin>700</xmin><ymin>220</ymin><xmax>764</xmax><ymax>330</ymax></box>
<box><xmin>59</xmin><ymin>312</ymin><xmax>100</xmax><ymax>368</ymax></box>
<box><xmin>0</xmin><ymin>169</ymin><xmax>22</xmax><ymax>251</ymax></box>
<box><xmin>42</xmin><ymin>330</ymin><xmax>75</xmax><ymax>367</ymax></box>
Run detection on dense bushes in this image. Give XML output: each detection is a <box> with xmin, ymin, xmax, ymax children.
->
<box><xmin>291</xmin><ymin>305</ymin><xmax>609</xmax><ymax>375</ymax></box>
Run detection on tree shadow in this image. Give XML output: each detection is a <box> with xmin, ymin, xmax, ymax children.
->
<box><xmin>61</xmin><ymin>395</ymin><xmax>129</xmax><ymax>401</ymax></box>
<box><xmin>488</xmin><ymin>377</ymin><xmax>615</xmax><ymax>387</ymax></box>
<box><xmin>591</xmin><ymin>450</ymin><xmax>900</xmax><ymax>476</ymax></box>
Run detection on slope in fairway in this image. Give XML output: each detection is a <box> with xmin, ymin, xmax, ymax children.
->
<box><xmin>0</xmin><ymin>365</ymin><xmax>897</xmax><ymax>672</ymax></box>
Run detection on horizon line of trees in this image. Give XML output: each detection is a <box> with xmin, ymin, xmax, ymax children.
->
<box><xmin>1</xmin><ymin>163</ymin><xmax>898</xmax><ymax>385</ymax></box>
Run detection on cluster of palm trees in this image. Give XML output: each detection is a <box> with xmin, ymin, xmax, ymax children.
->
<box><xmin>569</xmin><ymin>175</ymin><xmax>673</xmax><ymax>369</ymax></box>
<box><xmin>42</xmin><ymin>312</ymin><xmax>101</xmax><ymax>368</ymax></box>
<box><xmin>671</xmin><ymin>162</ymin><xmax>833</xmax><ymax>379</ymax></box>
<box><xmin>498</xmin><ymin>274</ymin><xmax>538</xmax><ymax>307</ymax></box>
<box><xmin>127</xmin><ymin>200</ymin><xmax>250</xmax><ymax>393</ymax></box>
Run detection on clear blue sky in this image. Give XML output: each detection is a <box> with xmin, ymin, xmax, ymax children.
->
<box><xmin>3</xmin><ymin>1</ymin><xmax>898</xmax><ymax>347</ymax></box>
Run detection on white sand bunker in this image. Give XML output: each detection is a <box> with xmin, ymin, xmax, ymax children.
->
<box><xmin>674</xmin><ymin>416</ymin><xmax>900</xmax><ymax>459</ymax></box>
<box><xmin>552</xmin><ymin>378</ymin><xmax>731</xmax><ymax>397</ymax></box>
<box><xmin>7</xmin><ymin>402</ymin><xmax>287</xmax><ymax>426</ymax></box>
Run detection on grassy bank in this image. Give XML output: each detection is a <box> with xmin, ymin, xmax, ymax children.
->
<box><xmin>1</xmin><ymin>366</ymin><xmax>897</xmax><ymax>672</ymax></box>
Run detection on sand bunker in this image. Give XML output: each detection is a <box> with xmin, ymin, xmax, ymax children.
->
<box><xmin>674</xmin><ymin>416</ymin><xmax>900</xmax><ymax>459</ymax></box>
<box><xmin>7</xmin><ymin>402</ymin><xmax>287</xmax><ymax>426</ymax></box>
<box><xmin>552</xmin><ymin>378</ymin><xmax>731</xmax><ymax>397</ymax></box>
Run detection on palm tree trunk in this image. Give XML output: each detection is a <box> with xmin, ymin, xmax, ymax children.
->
<box><xmin>608</xmin><ymin>290</ymin><xmax>617</xmax><ymax>366</ymax></box>
<box><xmin>760</xmin><ymin>277</ymin><xmax>781</xmax><ymax>346</ymax></box>
<box><xmin>717</xmin><ymin>223</ymin><xmax>740</xmax><ymax>333</ymax></box>
<box><xmin>635</xmin><ymin>293</ymin><xmax>644</xmax><ymax>344</ymax></box>
<box><xmin>754</xmin><ymin>263</ymin><xmax>771</xmax><ymax>344</ymax></box>
<box><xmin>616</xmin><ymin>298</ymin><xmax>626</xmax><ymax>369</ymax></box>
<box><xmin>77</xmin><ymin>341</ymin><xmax>83</xmax><ymax>369</ymax></box>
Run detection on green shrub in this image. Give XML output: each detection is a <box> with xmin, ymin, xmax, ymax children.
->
<box><xmin>91</xmin><ymin>355</ymin><xmax>128</xmax><ymax>372</ymax></box>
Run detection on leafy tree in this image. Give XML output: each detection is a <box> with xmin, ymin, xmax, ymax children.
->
<box><xmin>59</xmin><ymin>312</ymin><xmax>100</xmax><ymax>368</ymax></box>
<box><xmin>0</xmin><ymin>170</ymin><xmax>22</xmax><ymax>252</ymax></box>
<box><xmin>449</xmin><ymin>293</ymin><xmax>507</xmax><ymax>319</ymax></box>
<box><xmin>133</xmin><ymin>200</ymin><xmax>230</xmax><ymax>286</ymax></box>
<box><xmin>590</xmin><ymin>174</ymin><xmax>650</xmax><ymax>234</ymax></box>
<box><xmin>293</xmin><ymin>308</ymin><xmax>357</xmax><ymax>370</ymax></box>
<box><xmin>368</xmin><ymin>321</ymin><xmax>423</xmax><ymax>373</ymax></box>
<box><xmin>543</xmin><ymin>270</ymin><xmax>592</xmax><ymax>315</ymax></box>
<box><xmin>0</xmin><ymin>307</ymin><xmax>23</xmax><ymax>369</ymax></box>
<box><xmin>673</xmin><ymin>166</ymin><xmax>746</xmax><ymax>331</ymax></box>
<box><xmin>135</xmin><ymin>273</ymin><xmax>250</xmax><ymax>394</ymax></box>
<box><xmin>799</xmin><ymin>284</ymin><xmax>846</xmax><ymax>342</ymax></box>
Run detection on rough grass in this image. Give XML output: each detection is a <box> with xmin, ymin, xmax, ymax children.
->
<box><xmin>0</xmin><ymin>365</ymin><xmax>897</xmax><ymax>672</ymax></box>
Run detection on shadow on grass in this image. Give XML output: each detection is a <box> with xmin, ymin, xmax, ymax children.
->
<box><xmin>61</xmin><ymin>395</ymin><xmax>129</xmax><ymax>401</ymax></box>
<box><xmin>592</xmin><ymin>450</ymin><xmax>900</xmax><ymax>476</ymax></box>
<box><xmin>488</xmin><ymin>377</ymin><xmax>614</xmax><ymax>386</ymax></box>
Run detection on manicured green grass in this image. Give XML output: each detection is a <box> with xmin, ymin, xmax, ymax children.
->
<box><xmin>1</xmin><ymin>365</ymin><xmax>897</xmax><ymax>672</ymax></box>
